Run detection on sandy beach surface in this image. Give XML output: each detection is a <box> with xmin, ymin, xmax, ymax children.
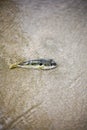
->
<box><xmin>0</xmin><ymin>0</ymin><xmax>87</xmax><ymax>130</ymax></box>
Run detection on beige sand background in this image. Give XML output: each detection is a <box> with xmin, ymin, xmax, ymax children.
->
<box><xmin>0</xmin><ymin>0</ymin><xmax>87</xmax><ymax>130</ymax></box>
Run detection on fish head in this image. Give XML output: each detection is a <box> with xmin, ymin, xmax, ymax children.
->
<box><xmin>42</xmin><ymin>59</ymin><xmax>57</xmax><ymax>70</ymax></box>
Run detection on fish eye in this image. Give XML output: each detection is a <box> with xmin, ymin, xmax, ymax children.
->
<box><xmin>39</xmin><ymin>63</ymin><xmax>43</xmax><ymax>66</ymax></box>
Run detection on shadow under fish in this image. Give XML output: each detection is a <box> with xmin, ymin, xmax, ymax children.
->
<box><xmin>9</xmin><ymin>59</ymin><xmax>57</xmax><ymax>70</ymax></box>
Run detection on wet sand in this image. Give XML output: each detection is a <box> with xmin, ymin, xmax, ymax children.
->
<box><xmin>0</xmin><ymin>0</ymin><xmax>87</xmax><ymax>130</ymax></box>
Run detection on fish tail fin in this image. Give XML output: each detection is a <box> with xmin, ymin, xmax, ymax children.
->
<box><xmin>9</xmin><ymin>63</ymin><xmax>19</xmax><ymax>69</ymax></box>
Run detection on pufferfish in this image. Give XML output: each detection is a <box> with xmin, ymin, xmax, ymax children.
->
<box><xmin>9</xmin><ymin>59</ymin><xmax>57</xmax><ymax>70</ymax></box>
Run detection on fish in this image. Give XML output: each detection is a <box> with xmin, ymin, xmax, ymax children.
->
<box><xmin>9</xmin><ymin>59</ymin><xmax>57</xmax><ymax>70</ymax></box>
